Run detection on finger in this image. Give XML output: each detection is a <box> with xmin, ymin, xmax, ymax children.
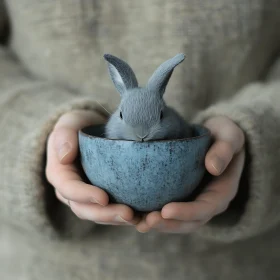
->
<box><xmin>141</xmin><ymin>212</ymin><xmax>201</xmax><ymax>233</ymax></box>
<box><xmin>94</xmin><ymin>221</ymin><xmax>133</xmax><ymax>226</ymax></box>
<box><xmin>135</xmin><ymin>220</ymin><xmax>151</xmax><ymax>233</ymax></box>
<box><xmin>47</xmin><ymin>164</ymin><xmax>108</xmax><ymax>205</ymax></box>
<box><xmin>204</xmin><ymin>116</ymin><xmax>245</xmax><ymax>151</ymax></box>
<box><xmin>162</xmin><ymin>149</ymin><xmax>245</xmax><ymax>221</ymax></box>
<box><xmin>204</xmin><ymin>116</ymin><xmax>245</xmax><ymax>175</ymax></box>
<box><xmin>56</xmin><ymin>190</ymin><xmax>135</xmax><ymax>226</ymax></box>
<box><xmin>206</xmin><ymin>140</ymin><xmax>235</xmax><ymax>176</ymax></box>
<box><xmin>53</xmin><ymin>110</ymin><xmax>106</xmax><ymax>164</ymax></box>
<box><xmin>145</xmin><ymin>211</ymin><xmax>162</xmax><ymax>227</ymax></box>
<box><xmin>135</xmin><ymin>212</ymin><xmax>159</xmax><ymax>233</ymax></box>
<box><xmin>46</xmin><ymin>135</ymin><xmax>109</xmax><ymax>205</ymax></box>
<box><xmin>55</xmin><ymin>189</ymin><xmax>71</xmax><ymax>206</ymax></box>
<box><xmin>70</xmin><ymin>203</ymin><xmax>140</xmax><ymax>225</ymax></box>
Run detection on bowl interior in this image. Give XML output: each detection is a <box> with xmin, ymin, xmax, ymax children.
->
<box><xmin>80</xmin><ymin>124</ymin><xmax>210</xmax><ymax>141</ymax></box>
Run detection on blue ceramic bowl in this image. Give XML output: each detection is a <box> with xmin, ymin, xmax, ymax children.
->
<box><xmin>78</xmin><ymin>125</ymin><xmax>212</xmax><ymax>212</ymax></box>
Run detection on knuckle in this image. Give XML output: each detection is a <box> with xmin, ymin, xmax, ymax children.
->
<box><xmin>220</xmin><ymin>203</ymin><xmax>229</xmax><ymax>213</ymax></box>
<box><xmin>227</xmin><ymin>126</ymin><xmax>245</xmax><ymax>151</ymax></box>
<box><xmin>203</xmin><ymin>210</ymin><xmax>214</xmax><ymax>221</ymax></box>
<box><xmin>47</xmin><ymin>131</ymin><xmax>55</xmax><ymax>145</ymax></box>
<box><xmin>53</xmin><ymin>124</ymin><xmax>76</xmax><ymax>141</ymax></box>
<box><xmin>45</xmin><ymin>165</ymin><xmax>55</xmax><ymax>185</ymax></box>
<box><xmin>49</xmin><ymin>174</ymin><xmax>68</xmax><ymax>195</ymax></box>
<box><xmin>215</xmin><ymin>202</ymin><xmax>229</xmax><ymax>215</ymax></box>
<box><xmin>58</xmin><ymin>181</ymin><xmax>74</xmax><ymax>199</ymax></box>
<box><xmin>207</xmin><ymin>203</ymin><xmax>219</xmax><ymax>217</ymax></box>
<box><xmin>197</xmin><ymin>198</ymin><xmax>217</xmax><ymax>220</ymax></box>
<box><xmin>203</xmin><ymin>211</ymin><xmax>215</xmax><ymax>222</ymax></box>
<box><xmin>55</xmin><ymin>190</ymin><xmax>66</xmax><ymax>204</ymax></box>
<box><xmin>236</xmin><ymin>128</ymin><xmax>245</xmax><ymax>146</ymax></box>
<box><xmin>45</xmin><ymin>165</ymin><xmax>51</xmax><ymax>181</ymax></box>
<box><xmin>56</xmin><ymin>112</ymin><xmax>74</xmax><ymax>125</ymax></box>
<box><xmin>73</xmin><ymin>210</ymin><xmax>86</xmax><ymax>220</ymax></box>
<box><xmin>51</xmin><ymin>126</ymin><xmax>68</xmax><ymax>140</ymax></box>
<box><xmin>71</xmin><ymin>205</ymin><xmax>86</xmax><ymax>220</ymax></box>
<box><xmin>221</xmin><ymin>141</ymin><xmax>235</xmax><ymax>157</ymax></box>
<box><xmin>55</xmin><ymin>111</ymin><xmax>85</xmax><ymax>131</ymax></box>
<box><xmin>89</xmin><ymin>207</ymin><xmax>102</xmax><ymax>220</ymax></box>
<box><xmin>200</xmin><ymin>218</ymin><xmax>211</xmax><ymax>225</ymax></box>
<box><xmin>55</xmin><ymin>190</ymin><xmax>61</xmax><ymax>200</ymax></box>
<box><xmin>229</xmin><ymin>188</ymin><xmax>238</xmax><ymax>201</ymax></box>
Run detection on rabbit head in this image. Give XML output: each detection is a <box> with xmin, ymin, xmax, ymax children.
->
<box><xmin>104</xmin><ymin>53</ymin><xmax>186</xmax><ymax>141</ymax></box>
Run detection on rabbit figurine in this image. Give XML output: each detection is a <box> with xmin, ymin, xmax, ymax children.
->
<box><xmin>103</xmin><ymin>53</ymin><xmax>192</xmax><ymax>141</ymax></box>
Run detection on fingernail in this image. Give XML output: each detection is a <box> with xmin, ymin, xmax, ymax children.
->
<box><xmin>58</xmin><ymin>142</ymin><xmax>71</xmax><ymax>161</ymax></box>
<box><xmin>211</xmin><ymin>155</ymin><xmax>225</xmax><ymax>174</ymax></box>
<box><xmin>114</xmin><ymin>215</ymin><xmax>130</xmax><ymax>223</ymax></box>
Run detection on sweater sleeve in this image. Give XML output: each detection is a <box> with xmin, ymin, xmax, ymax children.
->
<box><xmin>0</xmin><ymin>47</ymin><xmax>110</xmax><ymax>238</ymax></box>
<box><xmin>192</xmin><ymin>57</ymin><xmax>280</xmax><ymax>243</ymax></box>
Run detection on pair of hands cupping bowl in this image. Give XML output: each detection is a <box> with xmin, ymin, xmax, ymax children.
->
<box><xmin>46</xmin><ymin>54</ymin><xmax>245</xmax><ymax>233</ymax></box>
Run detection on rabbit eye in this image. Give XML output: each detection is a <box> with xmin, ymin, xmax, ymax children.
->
<box><xmin>160</xmin><ymin>111</ymin><xmax>163</xmax><ymax>120</ymax></box>
<box><xmin>120</xmin><ymin>111</ymin><xmax>123</xmax><ymax>119</ymax></box>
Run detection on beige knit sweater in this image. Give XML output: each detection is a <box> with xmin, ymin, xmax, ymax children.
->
<box><xmin>1</xmin><ymin>1</ymin><xmax>280</xmax><ymax>279</ymax></box>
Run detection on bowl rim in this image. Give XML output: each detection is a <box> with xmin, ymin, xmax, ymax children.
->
<box><xmin>79</xmin><ymin>124</ymin><xmax>211</xmax><ymax>143</ymax></box>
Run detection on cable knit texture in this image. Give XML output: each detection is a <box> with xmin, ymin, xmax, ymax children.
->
<box><xmin>1</xmin><ymin>0</ymin><xmax>280</xmax><ymax>279</ymax></box>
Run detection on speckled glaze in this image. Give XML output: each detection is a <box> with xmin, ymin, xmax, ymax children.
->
<box><xmin>78</xmin><ymin>125</ymin><xmax>212</xmax><ymax>212</ymax></box>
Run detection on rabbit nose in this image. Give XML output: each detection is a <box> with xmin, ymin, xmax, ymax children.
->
<box><xmin>136</xmin><ymin>134</ymin><xmax>148</xmax><ymax>141</ymax></box>
<box><xmin>134</xmin><ymin>126</ymin><xmax>149</xmax><ymax>141</ymax></box>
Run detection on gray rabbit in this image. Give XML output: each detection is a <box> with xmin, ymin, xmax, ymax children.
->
<box><xmin>103</xmin><ymin>53</ymin><xmax>192</xmax><ymax>141</ymax></box>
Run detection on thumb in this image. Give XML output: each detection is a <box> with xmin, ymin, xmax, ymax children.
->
<box><xmin>52</xmin><ymin>110</ymin><xmax>107</xmax><ymax>164</ymax></box>
<box><xmin>204</xmin><ymin>116</ymin><xmax>245</xmax><ymax>176</ymax></box>
<box><xmin>53</xmin><ymin>126</ymin><xmax>78</xmax><ymax>164</ymax></box>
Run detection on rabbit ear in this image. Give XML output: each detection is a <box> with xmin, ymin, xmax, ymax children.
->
<box><xmin>147</xmin><ymin>53</ymin><xmax>185</xmax><ymax>98</ymax></box>
<box><xmin>104</xmin><ymin>54</ymin><xmax>138</xmax><ymax>96</ymax></box>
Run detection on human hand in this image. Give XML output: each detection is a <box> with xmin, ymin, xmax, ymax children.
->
<box><xmin>136</xmin><ymin>116</ymin><xmax>245</xmax><ymax>233</ymax></box>
<box><xmin>46</xmin><ymin>110</ymin><xmax>140</xmax><ymax>226</ymax></box>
